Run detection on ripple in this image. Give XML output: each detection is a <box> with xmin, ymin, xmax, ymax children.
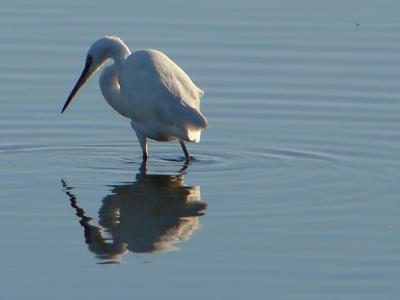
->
<box><xmin>0</xmin><ymin>142</ymin><xmax>337</xmax><ymax>179</ymax></box>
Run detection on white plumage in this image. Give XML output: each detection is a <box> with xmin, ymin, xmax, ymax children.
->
<box><xmin>62</xmin><ymin>36</ymin><xmax>208</xmax><ymax>161</ymax></box>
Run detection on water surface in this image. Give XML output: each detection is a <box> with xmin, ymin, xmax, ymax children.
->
<box><xmin>1</xmin><ymin>0</ymin><xmax>400</xmax><ymax>299</ymax></box>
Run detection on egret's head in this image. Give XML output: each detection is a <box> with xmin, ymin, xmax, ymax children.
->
<box><xmin>61</xmin><ymin>36</ymin><xmax>130</xmax><ymax>113</ymax></box>
<box><xmin>86</xmin><ymin>37</ymin><xmax>114</xmax><ymax>73</ymax></box>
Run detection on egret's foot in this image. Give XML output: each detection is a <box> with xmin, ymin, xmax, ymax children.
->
<box><xmin>180</xmin><ymin>158</ymin><xmax>190</xmax><ymax>173</ymax></box>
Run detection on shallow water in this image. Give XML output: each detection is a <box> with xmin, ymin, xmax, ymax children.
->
<box><xmin>1</xmin><ymin>0</ymin><xmax>400</xmax><ymax>299</ymax></box>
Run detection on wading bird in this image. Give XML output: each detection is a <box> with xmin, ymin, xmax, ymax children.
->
<box><xmin>62</xmin><ymin>36</ymin><xmax>208</xmax><ymax>161</ymax></box>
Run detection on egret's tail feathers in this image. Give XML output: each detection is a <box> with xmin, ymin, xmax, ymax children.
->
<box><xmin>176</xmin><ymin>104</ymin><xmax>208</xmax><ymax>129</ymax></box>
<box><xmin>188</xmin><ymin>128</ymin><xmax>202</xmax><ymax>143</ymax></box>
<box><xmin>195</xmin><ymin>111</ymin><xmax>208</xmax><ymax>129</ymax></box>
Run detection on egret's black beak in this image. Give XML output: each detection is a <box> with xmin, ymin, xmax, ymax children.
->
<box><xmin>61</xmin><ymin>59</ymin><xmax>92</xmax><ymax>113</ymax></box>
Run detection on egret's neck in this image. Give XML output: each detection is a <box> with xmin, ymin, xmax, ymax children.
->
<box><xmin>99</xmin><ymin>64</ymin><xmax>128</xmax><ymax>118</ymax></box>
<box><xmin>107</xmin><ymin>37</ymin><xmax>131</xmax><ymax>68</ymax></box>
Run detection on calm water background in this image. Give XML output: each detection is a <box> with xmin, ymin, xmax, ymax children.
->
<box><xmin>1</xmin><ymin>0</ymin><xmax>400</xmax><ymax>299</ymax></box>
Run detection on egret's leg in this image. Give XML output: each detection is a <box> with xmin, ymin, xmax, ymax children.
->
<box><xmin>135</xmin><ymin>132</ymin><xmax>148</xmax><ymax>161</ymax></box>
<box><xmin>131</xmin><ymin>123</ymin><xmax>148</xmax><ymax>160</ymax></box>
<box><xmin>179</xmin><ymin>140</ymin><xmax>190</xmax><ymax>162</ymax></box>
<box><xmin>142</xmin><ymin>151</ymin><xmax>148</xmax><ymax>161</ymax></box>
<box><xmin>139</xmin><ymin>160</ymin><xmax>148</xmax><ymax>175</ymax></box>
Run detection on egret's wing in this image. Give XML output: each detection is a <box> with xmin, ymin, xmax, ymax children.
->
<box><xmin>122</xmin><ymin>50</ymin><xmax>207</xmax><ymax>131</ymax></box>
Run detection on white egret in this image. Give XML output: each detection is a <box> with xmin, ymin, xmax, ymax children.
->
<box><xmin>62</xmin><ymin>36</ymin><xmax>208</xmax><ymax>161</ymax></box>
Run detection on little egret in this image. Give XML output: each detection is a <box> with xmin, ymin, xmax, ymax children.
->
<box><xmin>62</xmin><ymin>36</ymin><xmax>208</xmax><ymax>161</ymax></box>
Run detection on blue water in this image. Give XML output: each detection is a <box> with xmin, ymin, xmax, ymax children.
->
<box><xmin>1</xmin><ymin>0</ymin><xmax>400</xmax><ymax>299</ymax></box>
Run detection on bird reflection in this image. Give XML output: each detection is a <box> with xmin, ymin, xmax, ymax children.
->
<box><xmin>61</xmin><ymin>162</ymin><xmax>207</xmax><ymax>264</ymax></box>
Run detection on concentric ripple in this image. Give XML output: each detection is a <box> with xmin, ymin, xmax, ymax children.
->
<box><xmin>0</xmin><ymin>141</ymin><xmax>338</xmax><ymax>182</ymax></box>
